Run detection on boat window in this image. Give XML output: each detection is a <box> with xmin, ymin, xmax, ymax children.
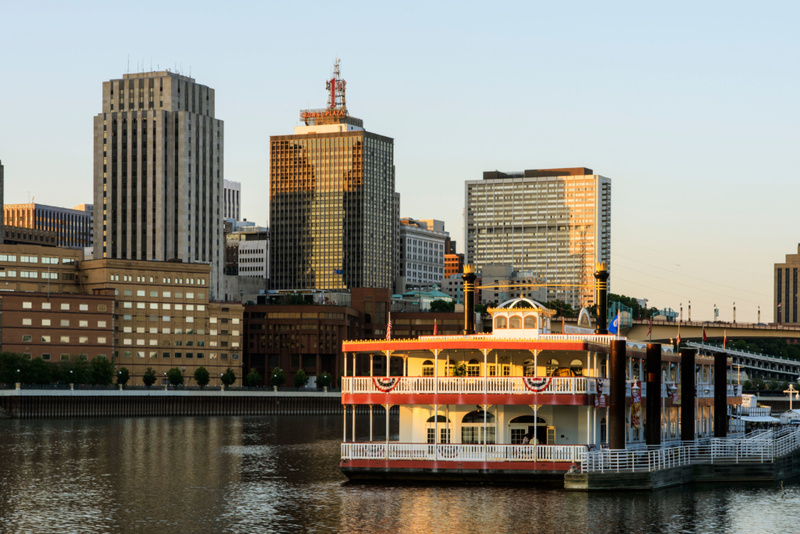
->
<box><xmin>600</xmin><ymin>417</ymin><xmax>607</xmax><ymax>443</ymax></box>
<box><xmin>426</xmin><ymin>415</ymin><xmax>450</xmax><ymax>423</ymax></box>
<box><xmin>495</xmin><ymin>316</ymin><xmax>507</xmax><ymax>329</ymax></box>
<box><xmin>467</xmin><ymin>359</ymin><xmax>480</xmax><ymax>377</ymax></box>
<box><xmin>508</xmin><ymin>415</ymin><xmax>547</xmax><ymax>424</ymax></box>
<box><xmin>422</xmin><ymin>360</ymin><xmax>434</xmax><ymax>377</ymax></box>
<box><xmin>524</xmin><ymin>315</ymin><xmax>537</xmax><ymax>329</ymax></box>
<box><xmin>462</xmin><ymin>410</ymin><xmax>495</xmax><ymax>423</ymax></box>
<box><xmin>570</xmin><ymin>359</ymin><xmax>584</xmax><ymax>377</ymax></box>
<box><xmin>523</xmin><ymin>358</ymin><xmax>536</xmax><ymax>377</ymax></box>
<box><xmin>509</xmin><ymin>315</ymin><xmax>522</xmax><ymax>329</ymax></box>
<box><xmin>546</xmin><ymin>358</ymin><xmax>560</xmax><ymax>376</ymax></box>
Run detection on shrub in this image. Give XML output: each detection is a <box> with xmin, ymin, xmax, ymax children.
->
<box><xmin>117</xmin><ymin>367</ymin><xmax>130</xmax><ymax>386</ymax></box>
<box><xmin>270</xmin><ymin>367</ymin><xmax>286</xmax><ymax>387</ymax></box>
<box><xmin>167</xmin><ymin>367</ymin><xmax>184</xmax><ymax>387</ymax></box>
<box><xmin>294</xmin><ymin>369</ymin><xmax>310</xmax><ymax>388</ymax></box>
<box><xmin>221</xmin><ymin>368</ymin><xmax>236</xmax><ymax>386</ymax></box>
<box><xmin>452</xmin><ymin>363</ymin><xmax>467</xmax><ymax>377</ymax></box>
<box><xmin>194</xmin><ymin>366</ymin><xmax>210</xmax><ymax>389</ymax></box>
<box><xmin>317</xmin><ymin>371</ymin><xmax>333</xmax><ymax>388</ymax></box>
<box><xmin>89</xmin><ymin>357</ymin><xmax>114</xmax><ymax>385</ymax></box>
<box><xmin>245</xmin><ymin>368</ymin><xmax>262</xmax><ymax>387</ymax></box>
<box><xmin>142</xmin><ymin>367</ymin><xmax>156</xmax><ymax>387</ymax></box>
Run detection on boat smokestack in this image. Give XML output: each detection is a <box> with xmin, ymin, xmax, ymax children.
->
<box><xmin>594</xmin><ymin>263</ymin><xmax>609</xmax><ymax>335</ymax></box>
<box><xmin>463</xmin><ymin>264</ymin><xmax>477</xmax><ymax>335</ymax></box>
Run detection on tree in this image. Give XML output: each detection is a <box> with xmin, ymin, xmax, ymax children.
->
<box><xmin>245</xmin><ymin>368</ymin><xmax>262</xmax><ymax>387</ymax></box>
<box><xmin>167</xmin><ymin>367</ymin><xmax>184</xmax><ymax>387</ymax></box>
<box><xmin>474</xmin><ymin>303</ymin><xmax>488</xmax><ymax>314</ymax></box>
<box><xmin>271</xmin><ymin>367</ymin><xmax>286</xmax><ymax>387</ymax></box>
<box><xmin>743</xmin><ymin>380</ymin><xmax>752</xmax><ymax>391</ymax></box>
<box><xmin>317</xmin><ymin>371</ymin><xmax>333</xmax><ymax>388</ymax></box>
<box><xmin>294</xmin><ymin>368</ymin><xmax>310</xmax><ymax>388</ymax></box>
<box><xmin>117</xmin><ymin>367</ymin><xmax>130</xmax><ymax>386</ymax></box>
<box><xmin>27</xmin><ymin>357</ymin><xmax>51</xmax><ymax>385</ymax></box>
<box><xmin>430</xmin><ymin>299</ymin><xmax>455</xmax><ymax>312</ymax></box>
<box><xmin>452</xmin><ymin>363</ymin><xmax>467</xmax><ymax>377</ymax></box>
<box><xmin>194</xmin><ymin>366</ymin><xmax>210</xmax><ymax>389</ymax></box>
<box><xmin>142</xmin><ymin>367</ymin><xmax>156</xmax><ymax>387</ymax></box>
<box><xmin>221</xmin><ymin>368</ymin><xmax>236</xmax><ymax>387</ymax></box>
<box><xmin>546</xmin><ymin>299</ymin><xmax>576</xmax><ymax>317</ymax></box>
<box><xmin>89</xmin><ymin>357</ymin><xmax>114</xmax><ymax>385</ymax></box>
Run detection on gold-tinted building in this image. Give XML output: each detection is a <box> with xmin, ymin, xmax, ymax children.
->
<box><xmin>269</xmin><ymin>61</ymin><xmax>395</xmax><ymax>291</ymax></box>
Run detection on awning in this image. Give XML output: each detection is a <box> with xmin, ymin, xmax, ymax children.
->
<box><xmin>736</xmin><ymin>416</ymin><xmax>781</xmax><ymax>423</ymax></box>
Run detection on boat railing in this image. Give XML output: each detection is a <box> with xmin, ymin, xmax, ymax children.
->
<box><xmin>342</xmin><ymin>376</ymin><xmax>597</xmax><ymax>395</ymax></box>
<box><xmin>341</xmin><ymin>442</ymin><xmax>588</xmax><ymax>463</ymax></box>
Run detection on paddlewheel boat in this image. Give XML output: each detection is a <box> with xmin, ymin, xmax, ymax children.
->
<box><xmin>339</xmin><ymin>288</ymin><xmax>742</xmax><ymax>482</ymax></box>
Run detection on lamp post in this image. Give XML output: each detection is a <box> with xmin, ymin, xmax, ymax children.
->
<box><xmin>17</xmin><ymin>368</ymin><xmax>20</xmax><ymax>386</ymax></box>
<box><xmin>784</xmin><ymin>384</ymin><xmax>799</xmax><ymax>412</ymax></box>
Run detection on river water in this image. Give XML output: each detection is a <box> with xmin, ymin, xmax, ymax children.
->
<box><xmin>0</xmin><ymin>415</ymin><xmax>796</xmax><ymax>534</ymax></box>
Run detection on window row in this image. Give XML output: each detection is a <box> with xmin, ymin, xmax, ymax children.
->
<box><xmin>109</xmin><ymin>274</ymin><xmax>207</xmax><ymax>285</ymax></box>
<box><xmin>120</xmin><ymin>302</ymin><xmax>206</xmax><ymax>311</ymax></box>
<box><xmin>22</xmin><ymin>302</ymin><xmax>107</xmax><ymax>312</ymax></box>
<box><xmin>21</xmin><ymin>334</ymin><xmax>108</xmax><ymax>344</ymax></box>
<box><xmin>120</xmin><ymin>351</ymin><xmax>240</xmax><ymax>360</ymax></box>
<box><xmin>22</xmin><ymin>318</ymin><xmax>107</xmax><ymax>327</ymax></box>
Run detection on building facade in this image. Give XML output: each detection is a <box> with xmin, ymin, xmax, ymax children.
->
<box><xmin>269</xmin><ymin>61</ymin><xmax>395</xmax><ymax>291</ymax></box>
<box><xmin>445</xmin><ymin>253</ymin><xmax>464</xmax><ymax>277</ymax></box>
<box><xmin>775</xmin><ymin>244</ymin><xmax>800</xmax><ymax>324</ymax></box>
<box><xmin>223</xmin><ymin>180</ymin><xmax>241</xmax><ymax>220</ymax></box>
<box><xmin>397</xmin><ymin>218</ymin><xmax>448</xmax><ymax>293</ymax></box>
<box><xmin>92</xmin><ymin>70</ymin><xmax>224</xmax><ymax>299</ymax></box>
<box><xmin>238</xmin><ymin>240</ymin><xmax>268</xmax><ymax>278</ymax></box>
<box><xmin>465</xmin><ymin>168</ymin><xmax>611</xmax><ymax>308</ymax></box>
<box><xmin>4</xmin><ymin>203</ymin><xmax>92</xmax><ymax>249</ymax></box>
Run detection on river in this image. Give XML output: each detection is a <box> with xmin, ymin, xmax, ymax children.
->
<box><xmin>0</xmin><ymin>415</ymin><xmax>796</xmax><ymax>533</ymax></box>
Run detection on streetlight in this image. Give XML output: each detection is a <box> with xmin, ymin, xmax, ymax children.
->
<box><xmin>16</xmin><ymin>368</ymin><xmax>20</xmax><ymax>385</ymax></box>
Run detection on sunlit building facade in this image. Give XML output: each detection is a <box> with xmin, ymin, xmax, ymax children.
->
<box><xmin>465</xmin><ymin>168</ymin><xmax>611</xmax><ymax>308</ymax></box>
<box><xmin>269</xmin><ymin>62</ymin><xmax>395</xmax><ymax>291</ymax></box>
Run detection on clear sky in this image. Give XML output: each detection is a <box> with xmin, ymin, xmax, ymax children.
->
<box><xmin>1</xmin><ymin>1</ymin><xmax>797</xmax><ymax>323</ymax></box>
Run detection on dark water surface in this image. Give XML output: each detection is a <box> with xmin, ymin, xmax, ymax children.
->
<box><xmin>0</xmin><ymin>415</ymin><xmax>797</xmax><ymax>534</ymax></box>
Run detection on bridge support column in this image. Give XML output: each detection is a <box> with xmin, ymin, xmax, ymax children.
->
<box><xmin>609</xmin><ymin>340</ymin><xmax>626</xmax><ymax>449</ymax></box>
<box><xmin>714</xmin><ymin>352</ymin><xmax>727</xmax><ymax>438</ymax></box>
<box><xmin>646</xmin><ymin>343</ymin><xmax>662</xmax><ymax>446</ymax></box>
<box><xmin>681</xmin><ymin>348</ymin><xmax>697</xmax><ymax>442</ymax></box>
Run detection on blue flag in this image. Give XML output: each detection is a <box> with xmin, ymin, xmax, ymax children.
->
<box><xmin>608</xmin><ymin>312</ymin><xmax>621</xmax><ymax>335</ymax></box>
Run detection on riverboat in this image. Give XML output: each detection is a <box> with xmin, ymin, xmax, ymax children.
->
<box><xmin>339</xmin><ymin>266</ymin><xmax>742</xmax><ymax>482</ymax></box>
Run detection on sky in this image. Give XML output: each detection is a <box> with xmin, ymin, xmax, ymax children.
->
<box><xmin>1</xmin><ymin>1</ymin><xmax>798</xmax><ymax>323</ymax></box>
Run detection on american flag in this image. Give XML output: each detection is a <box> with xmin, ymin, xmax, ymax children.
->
<box><xmin>386</xmin><ymin>313</ymin><xmax>392</xmax><ymax>340</ymax></box>
<box><xmin>434</xmin><ymin>319</ymin><xmax>438</xmax><ymax>336</ymax></box>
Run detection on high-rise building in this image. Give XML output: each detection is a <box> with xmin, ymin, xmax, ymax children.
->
<box><xmin>0</xmin><ymin>160</ymin><xmax>5</xmax><ymax>244</ymax></box>
<box><xmin>465</xmin><ymin>168</ymin><xmax>611</xmax><ymax>308</ymax></box>
<box><xmin>223</xmin><ymin>179</ymin><xmax>241</xmax><ymax>220</ymax></box>
<box><xmin>93</xmin><ymin>70</ymin><xmax>224</xmax><ymax>298</ymax></box>
<box><xmin>269</xmin><ymin>60</ymin><xmax>395</xmax><ymax>291</ymax></box>
<box><xmin>4</xmin><ymin>203</ymin><xmax>92</xmax><ymax>249</ymax></box>
<box><xmin>774</xmin><ymin>244</ymin><xmax>800</xmax><ymax>324</ymax></box>
<box><xmin>397</xmin><ymin>218</ymin><xmax>448</xmax><ymax>292</ymax></box>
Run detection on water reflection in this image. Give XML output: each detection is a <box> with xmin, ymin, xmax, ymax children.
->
<box><xmin>0</xmin><ymin>416</ymin><xmax>796</xmax><ymax>533</ymax></box>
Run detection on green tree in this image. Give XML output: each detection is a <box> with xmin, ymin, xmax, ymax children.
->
<box><xmin>294</xmin><ymin>368</ymin><xmax>310</xmax><ymax>388</ymax></box>
<box><xmin>27</xmin><ymin>357</ymin><xmax>51</xmax><ymax>385</ymax></box>
<box><xmin>271</xmin><ymin>367</ymin><xmax>286</xmax><ymax>387</ymax></box>
<box><xmin>221</xmin><ymin>368</ymin><xmax>236</xmax><ymax>387</ymax></box>
<box><xmin>117</xmin><ymin>367</ymin><xmax>130</xmax><ymax>386</ymax></box>
<box><xmin>430</xmin><ymin>299</ymin><xmax>455</xmax><ymax>312</ymax></box>
<box><xmin>245</xmin><ymin>368</ymin><xmax>262</xmax><ymax>387</ymax></box>
<box><xmin>89</xmin><ymin>357</ymin><xmax>114</xmax><ymax>385</ymax></box>
<box><xmin>546</xmin><ymin>299</ymin><xmax>576</xmax><ymax>317</ymax></box>
<box><xmin>743</xmin><ymin>380</ymin><xmax>752</xmax><ymax>390</ymax></box>
<box><xmin>474</xmin><ymin>303</ymin><xmax>488</xmax><ymax>314</ymax></box>
<box><xmin>167</xmin><ymin>367</ymin><xmax>184</xmax><ymax>387</ymax></box>
<box><xmin>317</xmin><ymin>371</ymin><xmax>333</xmax><ymax>388</ymax></box>
<box><xmin>142</xmin><ymin>367</ymin><xmax>156</xmax><ymax>387</ymax></box>
<box><xmin>194</xmin><ymin>366</ymin><xmax>210</xmax><ymax>389</ymax></box>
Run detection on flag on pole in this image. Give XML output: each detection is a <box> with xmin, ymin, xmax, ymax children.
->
<box><xmin>676</xmin><ymin>325</ymin><xmax>681</xmax><ymax>348</ymax></box>
<box><xmin>386</xmin><ymin>312</ymin><xmax>392</xmax><ymax>340</ymax></box>
<box><xmin>608</xmin><ymin>312</ymin><xmax>621</xmax><ymax>335</ymax></box>
<box><xmin>647</xmin><ymin>317</ymin><xmax>652</xmax><ymax>341</ymax></box>
<box><xmin>702</xmin><ymin>325</ymin><xmax>707</xmax><ymax>342</ymax></box>
<box><xmin>723</xmin><ymin>330</ymin><xmax>727</xmax><ymax>349</ymax></box>
<box><xmin>433</xmin><ymin>319</ymin><xmax>438</xmax><ymax>336</ymax></box>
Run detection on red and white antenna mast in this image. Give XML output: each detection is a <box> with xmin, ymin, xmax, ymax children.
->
<box><xmin>325</xmin><ymin>59</ymin><xmax>347</xmax><ymax>110</ymax></box>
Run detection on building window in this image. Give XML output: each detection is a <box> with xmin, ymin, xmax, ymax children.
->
<box><xmin>123</xmin><ymin>351</ymin><xmax>132</xmax><ymax>358</ymax></box>
<box><xmin>61</xmin><ymin>354</ymin><xmax>70</xmax><ymax>361</ymax></box>
<box><xmin>60</xmin><ymin>336</ymin><xmax>69</xmax><ymax>343</ymax></box>
<box><xmin>79</xmin><ymin>320</ymin><xmax>88</xmax><ymax>328</ymax></box>
<box><xmin>22</xmin><ymin>318</ymin><xmax>32</xmax><ymax>326</ymax></box>
<box><xmin>42</xmin><ymin>354</ymin><xmax>51</xmax><ymax>361</ymax></box>
<box><xmin>61</xmin><ymin>320</ymin><xmax>69</xmax><ymax>327</ymax></box>
<box><xmin>41</xmin><ymin>319</ymin><xmax>51</xmax><ymax>326</ymax></box>
<box><xmin>98</xmin><ymin>304</ymin><xmax>107</xmax><ymax>312</ymax></box>
<box><xmin>79</xmin><ymin>304</ymin><xmax>89</xmax><ymax>311</ymax></box>
<box><xmin>42</xmin><ymin>303</ymin><xmax>51</xmax><ymax>310</ymax></box>
<box><xmin>61</xmin><ymin>303</ymin><xmax>70</xmax><ymax>311</ymax></box>
<box><xmin>22</xmin><ymin>302</ymin><xmax>32</xmax><ymax>309</ymax></box>
<box><xmin>41</xmin><ymin>336</ymin><xmax>50</xmax><ymax>343</ymax></box>
<box><xmin>22</xmin><ymin>335</ymin><xmax>32</xmax><ymax>342</ymax></box>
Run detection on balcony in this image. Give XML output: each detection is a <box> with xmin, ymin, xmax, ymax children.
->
<box><xmin>342</xmin><ymin>376</ymin><xmax>597</xmax><ymax>395</ymax></box>
<box><xmin>341</xmin><ymin>442</ymin><xmax>588</xmax><ymax>463</ymax></box>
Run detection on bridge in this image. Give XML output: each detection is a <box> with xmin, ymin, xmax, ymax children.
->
<box><xmin>556</xmin><ymin>317</ymin><xmax>800</xmax><ymax>343</ymax></box>
<box><xmin>688</xmin><ymin>341</ymin><xmax>800</xmax><ymax>382</ymax></box>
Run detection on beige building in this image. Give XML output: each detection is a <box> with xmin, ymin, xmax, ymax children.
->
<box><xmin>465</xmin><ymin>168</ymin><xmax>611</xmax><ymax>309</ymax></box>
<box><xmin>4</xmin><ymin>203</ymin><xmax>92</xmax><ymax>249</ymax></box>
<box><xmin>0</xmin><ymin>244</ymin><xmax>243</xmax><ymax>385</ymax></box>
<box><xmin>93</xmin><ymin>70</ymin><xmax>224</xmax><ymax>300</ymax></box>
<box><xmin>775</xmin><ymin>244</ymin><xmax>800</xmax><ymax>324</ymax></box>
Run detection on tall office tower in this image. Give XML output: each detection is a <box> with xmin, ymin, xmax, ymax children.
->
<box><xmin>223</xmin><ymin>179</ymin><xmax>241</xmax><ymax>220</ymax></box>
<box><xmin>774</xmin><ymin>244</ymin><xmax>800</xmax><ymax>324</ymax></box>
<box><xmin>465</xmin><ymin>167</ymin><xmax>611</xmax><ymax>308</ymax></box>
<box><xmin>269</xmin><ymin>60</ymin><xmax>395</xmax><ymax>290</ymax></box>
<box><xmin>0</xmin><ymin>161</ymin><xmax>4</xmax><ymax>244</ymax></box>
<box><xmin>93</xmin><ymin>71</ymin><xmax>224</xmax><ymax>298</ymax></box>
<box><xmin>4</xmin><ymin>203</ymin><xmax>92</xmax><ymax>249</ymax></box>
<box><xmin>397</xmin><ymin>218</ymin><xmax>448</xmax><ymax>292</ymax></box>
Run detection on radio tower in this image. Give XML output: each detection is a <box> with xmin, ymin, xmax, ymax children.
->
<box><xmin>326</xmin><ymin>59</ymin><xmax>347</xmax><ymax>111</ymax></box>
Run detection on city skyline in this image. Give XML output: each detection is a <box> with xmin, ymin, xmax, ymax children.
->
<box><xmin>2</xmin><ymin>1</ymin><xmax>798</xmax><ymax>321</ymax></box>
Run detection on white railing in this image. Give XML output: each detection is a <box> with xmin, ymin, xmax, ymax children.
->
<box><xmin>341</xmin><ymin>442</ymin><xmax>588</xmax><ymax>463</ymax></box>
<box><xmin>580</xmin><ymin>427</ymin><xmax>800</xmax><ymax>473</ymax></box>
<box><xmin>343</xmin><ymin>376</ymin><xmax>595</xmax><ymax>395</ymax></box>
